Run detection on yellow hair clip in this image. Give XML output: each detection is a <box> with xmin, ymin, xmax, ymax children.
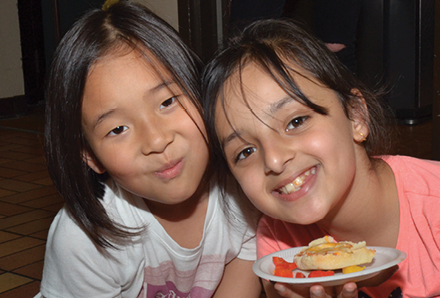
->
<box><xmin>102</xmin><ymin>0</ymin><xmax>120</xmax><ymax>11</ymax></box>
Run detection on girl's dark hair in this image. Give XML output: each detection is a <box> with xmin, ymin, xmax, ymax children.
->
<box><xmin>202</xmin><ymin>19</ymin><xmax>394</xmax><ymax>188</ymax></box>
<box><xmin>45</xmin><ymin>0</ymin><xmax>203</xmax><ymax>248</ymax></box>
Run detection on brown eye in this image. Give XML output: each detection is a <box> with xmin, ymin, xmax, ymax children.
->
<box><xmin>108</xmin><ymin>126</ymin><xmax>127</xmax><ymax>136</ymax></box>
<box><xmin>286</xmin><ymin>116</ymin><xmax>308</xmax><ymax>131</ymax></box>
<box><xmin>160</xmin><ymin>97</ymin><xmax>176</xmax><ymax>109</ymax></box>
<box><xmin>236</xmin><ymin>147</ymin><xmax>256</xmax><ymax>162</ymax></box>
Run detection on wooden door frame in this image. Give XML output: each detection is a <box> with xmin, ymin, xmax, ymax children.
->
<box><xmin>177</xmin><ymin>0</ymin><xmax>229</xmax><ymax>62</ymax></box>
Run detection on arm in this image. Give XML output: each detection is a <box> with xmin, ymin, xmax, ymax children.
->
<box><xmin>213</xmin><ymin>258</ymin><xmax>262</xmax><ymax>298</ymax></box>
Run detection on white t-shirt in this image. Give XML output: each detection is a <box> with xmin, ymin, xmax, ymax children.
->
<box><xmin>36</xmin><ymin>179</ymin><xmax>257</xmax><ymax>298</ymax></box>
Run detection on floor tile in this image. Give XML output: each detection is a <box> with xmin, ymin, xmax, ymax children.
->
<box><xmin>0</xmin><ymin>167</ymin><xmax>28</xmax><ymax>179</ymax></box>
<box><xmin>29</xmin><ymin>229</ymin><xmax>50</xmax><ymax>240</ymax></box>
<box><xmin>31</xmin><ymin>177</ymin><xmax>53</xmax><ymax>186</ymax></box>
<box><xmin>0</xmin><ymin>144</ymin><xmax>22</xmax><ymax>153</ymax></box>
<box><xmin>0</xmin><ymin>273</ymin><xmax>33</xmax><ymax>293</ymax></box>
<box><xmin>0</xmin><ymin>161</ymin><xmax>46</xmax><ymax>173</ymax></box>
<box><xmin>41</xmin><ymin>203</ymin><xmax>64</xmax><ymax>213</ymax></box>
<box><xmin>5</xmin><ymin>136</ymin><xmax>43</xmax><ymax>147</ymax></box>
<box><xmin>0</xmin><ymin>231</ymin><xmax>21</xmax><ymax>243</ymax></box>
<box><xmin>0</xmin><ymin>189</ymin><xmax>15</xmax><ymax>199</ymax></box>
<box><xmin>0</xmin><ymin>179</ymin><xmax>42</xmax><ymax>192</ymax></box>
<box><xmin>0</xmin><ymin>237</ymin><xmax>44</xmax><ymax>258</ymax></box>
<box><xmin>0</xmin><ymin>210</ymin><xmax>55</xmax><ymax>230</ymax></box>
<box><xmin>6</xmin><ymin>217</ymin><xmax>54</xmax><ymax>235</ymax></box>
<box><xmin>13</xmin><ymin>146</ymin><xmax>44</xmax><ymax>156</ymax></box>
<box><xmin>0</xmin><ymin>151</ymin><xmax>39</xmax><ymax>161</ymax></box>
<box><xmin>12</xmin><ymin>170</ymin><xmax>50</xmax><ymax>183</ymax></box>
<box><xmin>13</xmin><ymin>261</ymin><xmax>44</xmax><ymax>280</ymax></box>
<box><xmin>0</xmin><ymin>245</ymin><xmax>45</xmax><ymax>271</ymax></box>
<box><xmin>0</xmin><ymin>158</ymin><xmax>14</xmax><ymax>165</ymax></box>
<box><xmin>0</xmin><ymin>186</ymin><xmax>57</xmax><ymax>204</ymax></box>
<box><xmin>0</xmin><ymin>280</ymin><xmax>40</xmax><ymax>298</ymax></box>
<box><xmin>0</xmin><ymin>202</ymin><xmax>32</xmax><ymax>217</ymax></box>
<box><xmin>24</xmin><ymin>156</ymin><xmax>46</xmax><ymax>165</ymax></box>
<box><xmin>20</xmin><ymin>194</ymin><xmax>63</xmax><ymax>209</ymax></box>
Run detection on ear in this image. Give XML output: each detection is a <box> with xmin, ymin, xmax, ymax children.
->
<box><xmin>82</xmin><ymin>149</ymin><xmax>106</xmax><ymax>174</ymax></box>
<box><xmin>349</xmin><ymin>88</ymin><xmax>369</xmax><ymax>143</ymax></box>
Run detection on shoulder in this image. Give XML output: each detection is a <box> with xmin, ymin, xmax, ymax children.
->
<box><xmin>45</xmin><ymin>206</ymin><xmax>107</xmax><ymax>265</ymax></box>
<box><xmin>207</xmin><ymin>181</ymin><xmax>259</xmax><ymax>260</ymax></box>
<box><xmin>210</xmin><ymin>179</ymin><xmax>259</xmax><ymax>227</ymax></box>
<box><xmin>382</xmin><ymin>155</ymin><xmax>440</xmax><ymax>172</ymax></box>
<box><xmin>381</xmin><ymin>155</ymin><xmax>440</xmax><ymax>197</ymax></box>
<box><xmin>42</xmin><ymin>206</ymin><xmax>145</xmax><ymax>297</ymax></box>
<box><xmin>257</xmin><ymin>215</ymin><xmax>325</xmax><ymax>258</ymax></box>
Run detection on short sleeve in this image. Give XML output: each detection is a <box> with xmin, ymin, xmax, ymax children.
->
<box><xmin>256</xmin><ymin>215</ymin><xmax>327</xmax><ymax>259</ymax></box>
<box><xmin>39</xmin><ymin>207</ymin><xmax>124</xmax><ymax>298</ymax></box>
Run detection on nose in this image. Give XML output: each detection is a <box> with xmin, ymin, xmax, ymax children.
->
<box><xmin>262</xmin><ymin>133</ymin><xmax>294</xmax><ymax>175</ymax></box>
<box><xmin>141</xmin><ymin>118</ymin><xmax>174</xmax><ymax>155</ymax></box>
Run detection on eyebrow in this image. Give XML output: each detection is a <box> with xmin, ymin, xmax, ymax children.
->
<box><xmin>266</xmin><ymin>96</ymin><xmax>294</xmax><ymax>114</ymax></box>
<box><xmin>221</xmin><ymin>131</ymin><xmax>240</xmax><ymax>149</ymax></box>
<box><xmin>90</xmin><ymin>81</ymin><xmax>174</xmax><ymax>130</ymax></box>
<box><xmin>221</xmin><ymin>95</ymin><xmax>295</xmax><ymax>149</ymax></box>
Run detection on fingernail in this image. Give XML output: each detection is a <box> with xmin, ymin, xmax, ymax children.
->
<box><xmin>274</xmin><ymin>283</ymin><xmax>286</xmax><ymax>293</ymax></box>
<box><xmin>311</xmin><ymin>289</ymin><xmax>323</xmax><ymax>297</ymax></box>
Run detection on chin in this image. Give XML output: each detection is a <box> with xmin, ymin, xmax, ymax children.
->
<box><xmin>278</xmin><ymin>209</ymin><xmax>326</xmax><ymax>226</ymax></box>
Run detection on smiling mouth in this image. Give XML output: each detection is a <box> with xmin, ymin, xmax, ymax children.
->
<box><xmin>278</xmin><ymin>167</ymin><xmax>317</xmax><ymax>194</ymax></box>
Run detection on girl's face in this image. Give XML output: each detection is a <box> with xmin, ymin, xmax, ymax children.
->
<box><xmin>81</xmin><ymin>49</ymin><xmax>209</xmax><ymax>205</ymax></box>
<box><xmin>215</xmin><ymin>63</ymin><xmax>367</xmax><ymax>225</ymax></box>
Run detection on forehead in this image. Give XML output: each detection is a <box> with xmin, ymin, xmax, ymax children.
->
<box><xmin>219</xmin><ymin>62</ymin><xmax>318</xmax><ymax>113</ymax></box>
<box><xmin>82</xmin><ymin>47</ymin><xmax>180</xmax><ymax>107</ymax></box>
<box><xmin>90</xmin><ymin>46</ymin><xmax>172</xmax><ymax>79</ymax></box>
<box><xmin>215</xmin><ymin>61</ymin><xmax>341</xmax><ymax>131</ymax></box>
<box><xmin>81</xmin><ymin>48</ymin><xmax>180</xmax><ymax>121</ymax></box>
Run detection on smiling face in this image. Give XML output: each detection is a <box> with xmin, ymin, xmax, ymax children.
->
<box><xmin>215</xmin><ymin>62</ymin><xmax>368</xmax><ymax>225</ymax></box>
<box><xmin>81</xmin><ymin>48</ymin><xmax>209</xmax><ymax>205</ymax></box>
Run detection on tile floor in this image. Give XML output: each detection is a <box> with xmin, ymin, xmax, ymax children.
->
<box><xmin>0</xmin><ymin>104</ymin><xmax>434</xmax><ymax>297</ymax></box>
<box><xmin>0</xmin><ymin>104</ymin><xmax>64</xmax><ymax>298</ymax></box>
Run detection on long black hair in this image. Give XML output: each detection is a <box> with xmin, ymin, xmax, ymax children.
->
<box><xmin>45</xmin><ymin>0</ymin><xmax>203</xmax><ymax>248</ymax></box>
<box><xmin>202</xmin><ymin>19</ymin><xmax>394</xmax><ymax>189</ymax></box>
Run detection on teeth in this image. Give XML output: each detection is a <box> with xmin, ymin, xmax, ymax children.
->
<box><xmin>279</xmin><ymin>168</ymin><xmax>316</xmax><ymax>194</ymax></box>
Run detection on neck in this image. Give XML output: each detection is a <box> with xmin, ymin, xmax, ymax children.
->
<box><xmin>144</xmin><ymin>181</ymin><xmax>210</xmax><ymax>249</ymax></box>
<box><xmin>146</xmin><ymin>182</ymin><xmax>210</xmax><ymax>222</ymax></box>
<box><xmin>316</xmin><ymin>158</ymin><xmax>400</xmax><ymax>248</ymax></box>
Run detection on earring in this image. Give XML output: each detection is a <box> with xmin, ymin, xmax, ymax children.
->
<box><xmin>359</xmin><ymin>132</ymin><xmax>367</xmax><ymax>142</ymax></box>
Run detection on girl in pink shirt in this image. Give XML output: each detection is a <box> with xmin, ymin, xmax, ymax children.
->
<box><xmin>202</xmin><ymin>18</ymin><xmax>440</xmax><ymax>298</ymax></box>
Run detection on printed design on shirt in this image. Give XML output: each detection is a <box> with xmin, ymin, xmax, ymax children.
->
<box><xmin>138</xmin><ymin>255</ymin><xmax>225</xmax><ymax>298</ymax></box>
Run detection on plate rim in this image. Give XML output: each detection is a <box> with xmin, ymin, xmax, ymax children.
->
<box><xmin>253</xmin><ymin>246</ymin><xmax>407</xmax><ymax>285</ymax></box>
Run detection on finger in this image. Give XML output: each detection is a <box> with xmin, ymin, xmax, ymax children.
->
<box><xmin>274</xmin><ymin>282</ymin><xmax>309</xmax><ymax>297</ymax></box>
<box><xmin>310</xmin><ymin>285</ymin><xmax>333</xmax><ymax>298</ymax></box>
<box><xmin>337</xmin><ymin>282</ymin><xmax>358</xmax><ymax>298</ymax></box>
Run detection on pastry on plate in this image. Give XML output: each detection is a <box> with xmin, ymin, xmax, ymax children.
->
<box><xmin>294</xmin><ymin>236</ymin><xmax>376</xmax><ymax>270</ymax></box>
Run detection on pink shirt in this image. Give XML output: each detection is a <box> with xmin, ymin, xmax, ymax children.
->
<box><xmin>257</xmin><ymin>155</ymin><xmax>440</xmax><ymax>298</ymax></box>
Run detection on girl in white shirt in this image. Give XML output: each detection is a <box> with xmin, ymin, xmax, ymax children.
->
<box><xmin>36</xmin><ymin>1</ymin><xmax>261</xmax><ymax>297</ymax></box>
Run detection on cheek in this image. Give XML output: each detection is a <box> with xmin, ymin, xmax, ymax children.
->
<box><xmin>96</xmin><ymin>146</ymin><xmax>136</xmax><ymax>176</ymax></box>
<box><xmin>232</xmin><ymin>168</ymin><xmax>263</xmax><ymax>200</ymax></box>
<box><xmin>306</xmin><ymin>125</ymin><xmax>352</xmax><ymax>155</ymax></box>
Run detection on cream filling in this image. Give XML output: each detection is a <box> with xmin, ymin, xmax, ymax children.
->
<box><xmin>279</xmin><ymin>167</ymin><xmax>316</xmax><ymax>194</ymax></box>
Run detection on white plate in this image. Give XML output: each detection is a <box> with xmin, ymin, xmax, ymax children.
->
<box><xmin>253</xmin><ymin>246</ymin><xmax>406</xmax><ymax>287</ymax></box>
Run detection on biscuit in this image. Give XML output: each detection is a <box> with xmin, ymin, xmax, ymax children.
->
<box><xmin>294</xmin><ymin>236</ymin><xmax>376</xmax><ymax>270</ymax></box>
